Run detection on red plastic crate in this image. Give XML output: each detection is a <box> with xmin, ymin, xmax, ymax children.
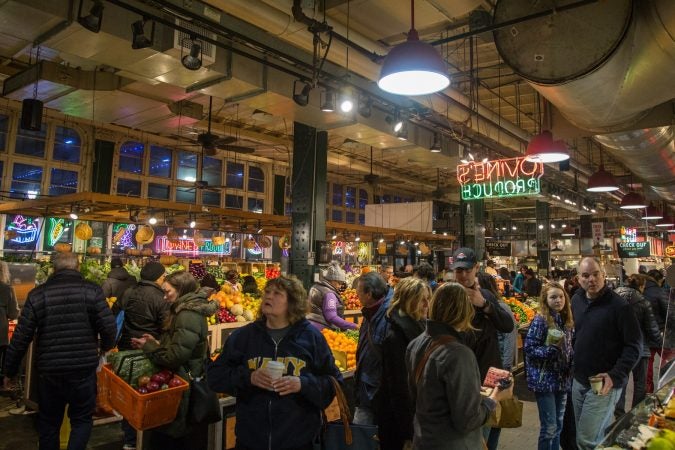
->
<box><xmin>102</xmin><ymin>365</ymin><xmax>189</xmax><ymax>430</ymax></box>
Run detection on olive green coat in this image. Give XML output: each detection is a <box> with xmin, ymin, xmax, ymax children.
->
<box><xmin>142</xmin><ymin>290</ymin><xmax>218</xmax><ymax>437</ymax></box>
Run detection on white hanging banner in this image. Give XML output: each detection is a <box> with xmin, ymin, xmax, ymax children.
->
<box><xmin>592</xmin><ymin>222</ymin><xmax>604</xmax><ymax>245</ymax></box>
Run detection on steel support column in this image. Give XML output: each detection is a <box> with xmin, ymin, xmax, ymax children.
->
<box><xmin>290</xmin><ymin>122</ymin><xmax>327</xmax><ymax>289</ymax></box>
<box><xmin>460</xmin><ymin>199</ymin><xmax>485</xmax><ymax>260</ymax></box>
<box><xmin>535</xmin><ymin>201</ymin><xmax>550</xmax><ymax>274</ymax></box>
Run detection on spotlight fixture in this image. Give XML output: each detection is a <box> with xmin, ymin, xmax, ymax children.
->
<box><xmin>538</xmin><ymin>224</ymin><xmax>544</xmax><ymax>229</ymax></box>
<box><xmin>181</xmin><ymin>36</ymin><xmax>202</xmax><ymax>71</ymax></box>
<box><xmin>256</xmin><ymin>221</ymin><xmax>263</xmax><ymax>234</ymax></box>
<box><xmin>69</xmin><ymin>206</ymin><xmax>79</xmax><ymax>220</ymax></box>
<box><xmin>525</xmin><ymin>130</ymin><xmax>570</xmax><ymax>163</ymax></box>
<box><xmin>131</xmin><ymin>18</ymin><xmax>154</xmax><ymax>50</ymax></box>
<box><xmin>292</xmin><ymin>80</ymin><xmax>312</xmax><ymax>107</ymax></box>
<box><xmin>620</xmin><ymin>191</ymin><xmax>647</xmax><ymax>210</ymax></box>
<box><xmin>643</xmin><ymin>203</ymin><xmax>663</xmax><ymax>220</ymax></box>
<box><xmin>378</xmin><ymin>0</ymin><xmax>450</xmax><ymax>95</ymax></box>
<box><xmin>355</xmin><ymin>232</ymin><xmax>361</xmax><ymax>242</ymax></box>
<box><xmin>586</xmin><ymin>164</ymin><xmax>619</xmax><ymax>192</ymax></box>
<box><xmin>320</xmin><ymin>88</ymin><xmax>336</xmax><ymax>112</ymax></box>
<box><xmin>187</xmin><ymin>215</ymin><xmax>197</xmax><ymax>228</ymax></box>
<box><xmin>358</xmin><ymin>96</ymin><xmax>372</xmax><ymax>118</ymax></box>
<box><xmin>338</xmin><ymin>88</ymin><xmax>354</xmax><ymax>113</ymax></box>
<box><xmin>379</xmin><ymin>236</ymin><xmax>385</xmax><ymax>243</ymax></box>
<box><xmin>395</xmin><ymin>121</ymin><xmax>408</xmax><ymax>141</ymax></box>
<box><xmin>130</xmin><ymin>211</ymin><xmax>139</xmax><ymax>222</ymax></box>
<box><xmin>430</xmin><ymin>133</ymin><xmax>442</xmax><ymax>153</ymax></box>
<box><xmin>148</xmin><ymin>211</ymin><xmax>158</xmax><ymax>225</ymax></box>
<box><xmin>78</xmin><ymin>0</ymin><xmax>104</xmax><ymax>33</ymax></box>
<box><xmin>331</xmin><ymin>229</ymin><xmax>337</xmax><ymax>240</ymax></box>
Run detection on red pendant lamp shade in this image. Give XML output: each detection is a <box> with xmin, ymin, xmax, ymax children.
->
<box><xmin>643</xmin><ymin>203</ymin><xmax>663</xmax><ymax>220</ymax></box>
<box><xmin>620</xmin><ymin>191</ymin><xmax>647</xmax><ymax>209</ymax></box>
<box><xmin>586</xmin><ymin>164</ymin><xmax>619</xmax><ymax>192</ymax></box>
<box><xmin>525</xmin><ymin>130</ymin><xmax>570</xmax><ymax>163</ymax></box>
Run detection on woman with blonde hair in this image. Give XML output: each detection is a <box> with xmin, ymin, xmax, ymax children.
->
<box><xmin>524</xmin><ymin>281</ymin><xmax>574</xmax><ymax>450</ymax></box>
<box><xmin>377</xmin><ymin>277</ymin><xmax>431</xmax><ymax>450</ymax></box>
<box><xmin>208</xmin><ymin>275</ymin><xmax>341</xmax><ymax>450</ymax></box>
<box><xmin>406</xmin><ymin>283</ymin><xmax>512</xmax><ymax>449</ymax></box>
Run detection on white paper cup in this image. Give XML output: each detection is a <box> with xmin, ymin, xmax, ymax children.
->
<box><xmin>589</xmin><ymin>376</ymin><xmax>603</xmax><ymax>394</ymax></box>
<box><xmin>546</xmin><ymin>329</ymin><xmax>564</xmax><ymax>346</ymax></box>
<box><xmin>265</xmin><ymin>361</ymin><xmax>285</xmax><ymax>380</ymax></box>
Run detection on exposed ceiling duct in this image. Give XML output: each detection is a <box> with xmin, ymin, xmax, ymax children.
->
<box><xmin>493</xmin><ymin>0</ymin><xmax>675</xmax><ymax>203</ymax></box>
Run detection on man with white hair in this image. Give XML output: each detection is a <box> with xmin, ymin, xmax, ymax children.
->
<box><xmin>571</xmin><ymin>257</ymin><xmax>641</xmax><ymax>450</ymax></box>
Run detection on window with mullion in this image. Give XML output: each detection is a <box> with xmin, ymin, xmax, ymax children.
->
<box><xmin>119</xmin><ymin>141</ymin><xmax>144</xmax><ymax>174</ymax></box>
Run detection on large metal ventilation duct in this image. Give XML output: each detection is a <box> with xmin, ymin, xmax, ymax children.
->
<box><xmin>493</xmin><ymin>0</ymin><xmax>675</xmax><ymax>201</ymax></box>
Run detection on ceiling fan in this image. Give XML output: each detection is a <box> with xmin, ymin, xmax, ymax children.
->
<box><xmin>345</xmin><ymin>146</ymin><xmax>394</xmax><ymax>187</ymax></box>
<box><xmin>180</xmin><ymin>97</ymin><xmax>255</xmax><ymax>155</ymax></box>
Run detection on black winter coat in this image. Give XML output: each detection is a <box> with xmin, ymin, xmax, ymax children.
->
<box><xmin>112</xmin><ymin>280</ymin><xmax>169</xmax><ymax>350</ymax></box>
<box><xmin>101</xmin><ymin>267</ymin><xmax>136</xmax><ymax>300</ymax></box>
<box><xmin>643</xmin><ymin>279</ymin><xmax>675</xmax><ymax>349</ymax></box>
<box><xmin>377</xmin><ymin>310</ymin><xmax>425</xmax><ymax>449</ymax></box>
<box><xmin>4</xmin><ymin>270</ymin><xmax>116</xmax><ymax>377</ymax></box>
<box><xmin>615</xmin><ymin>287</ymin><xmax>661</xmax><ymax>356</ymax></box>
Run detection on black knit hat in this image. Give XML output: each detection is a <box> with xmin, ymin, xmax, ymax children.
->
<box><xmin>140</xmin><ymin>261</ymin><xmax>165</xmax><ymax>281</ymax></box>
<box><xmin>110</xmin><ymin>257</ymin><xmax>124</xmax><ymax>269</ymax></box>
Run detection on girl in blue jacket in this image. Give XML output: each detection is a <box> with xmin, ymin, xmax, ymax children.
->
<box><xmin>207</xmin><ymin>275</ymin><xmax>342</xmax><ymax>450</ymax></box>
<box><xmin>524</xmin><ymin>281</ymin><xmax>574</xmax><ymax>450</ymax></box>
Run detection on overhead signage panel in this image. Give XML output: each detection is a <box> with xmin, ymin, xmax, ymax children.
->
<box><xmin>617</xmin><ymin>242</ymin><xmax>651</xmax><ymax>258</ymax></box>
<box><xmin>485</xmin><ymin>240</ymin><xmax>512</xmax><ymax>256</ymax></box>
<box><xmin>457</xmin><ymin>157</ymin><xmax>544</xmax><ymax>200</ymax></box>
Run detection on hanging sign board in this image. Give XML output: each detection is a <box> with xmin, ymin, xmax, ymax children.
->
<box><xmin>457</xmin><ymin>157</ymin><xmax>544</xmax><ymax>200</ymax></box>
<box><xmin>592</xmin><ymin>222</ymin><xmax>604</xmax><ymax>245</ymax></box>
<box><xmin>617</xmin><ymin>242</ymin><xmax>651</xmax><ymax>258</ymax></box>
<box><xmin>485</xmin><ymin>240</ymin><xmax>512</xmax><ymax>256</ymax></box>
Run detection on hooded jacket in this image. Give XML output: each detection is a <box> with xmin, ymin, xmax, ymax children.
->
<box><xmin>377</xmin><ymin>309</ymin><xmax>425</xmax><ymax>446</ymax></box>
<box><xmin>207</xmin><ymin>318</ymin><xmax>342</xmax><ymax>450</ymax></box>
<box><xmin>307</xmin><ymin>280</ymin><xmax>356</xmax><ymax>331</ymax></box>
<box><xmin>112</xmin><ymin>280</ymin><xmax>169</xmax><ymax>350</ymax></box>
<box><xmin>4</xmin><ymin>269</ymin><xmax>116</xmax><ymax>377</ymax></box>
<box><xmin>643</xmin><ymin>279</ymin><xmax>675</xmax><ymax>349</ymax></box>
<box><xmin>615</xmin><ymin>286</ymin><xmax>661</xmax><ymax>355</ymax></box>
<box><xmin>406</xmin><ymin>321</ymin><xmax>497</xmax><ymax>450</ymax></box>
<box><xmin>524</xmin><ymin>313</ymin><xmax>574</xmax><ymax>392</ymax></box>
<box><xmin>101</xmin><ymin>267</ymin><xmax>137</xmax><ymax>299</ymax></box>
<box><xmin>141</xmin><ymin>290</ymin><xmax>218</xmax><ymax>437</ymax></box>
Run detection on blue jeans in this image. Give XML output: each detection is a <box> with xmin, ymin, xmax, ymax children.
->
<box><xmin>121</xmin><ymin>418</ymin><xmax>137</xmax><ymax>446</ymax></box>
<box><xmin>571</xmin><ymin>379</ymin><xmax>622</xmax><ymax>450</ymax></box>
<box><xmin>37</xmin><ymin>371</ymin><xmax>97</xmax><ymax>450</ymax></box>
<box><xmin>535</xmin><ymin>391</ymin><xmax>567</xmax><ymax>450</ymax></box>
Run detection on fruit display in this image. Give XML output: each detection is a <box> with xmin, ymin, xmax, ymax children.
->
<box><xmin>321</xmin><ymin>328</ymin><xmax>357</xmax><ymax>371</ymax></box>
<box><xmin>206</xmin><ymin>265</ymin><xmax>227</xmax><ymax>285</ymax></box>
<box><xmin>504</xmin><ymin>297</ymin><xmax>535</xmax><ymax>325</ymax></box>
<box><xmin>189</xmin><ymin>261</ymin><xmax>207</xmax><ymax>280</ymax></box>
<box><xmin>265</xmin><ymin>265</ymin><xmax>281</xmax><ymax>279</ymax></box>
<box><xmin>80</xmin><ymin>258</ymin><xmax>109</xmax><ymax>285</ymax></box>
<box><xmin>208</xmin><ymin>284</ymin><xmax>258</xmax><ymax>324</ymax></box>
<box><xmin>342</xmin><ymin>288</ymin><xmax>361</xmax><ymax>310</ymax></box>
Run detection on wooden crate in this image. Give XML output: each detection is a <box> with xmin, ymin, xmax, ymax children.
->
<box><xmin>237</xmin><ymin>262</ymin><xmax>253</xmax><ymax>275</ymax></box>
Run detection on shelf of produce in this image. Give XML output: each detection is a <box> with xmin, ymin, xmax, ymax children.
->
<box><xmin>344</xmin><ymin>309</ymin><xmax>362</xmax><ymax>325</ymax></box>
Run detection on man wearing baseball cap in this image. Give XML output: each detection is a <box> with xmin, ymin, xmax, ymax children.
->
<box><xmin>450</xmin><ymin>247</ymin><xmax>515</xmax><ymax>379</ymax></box>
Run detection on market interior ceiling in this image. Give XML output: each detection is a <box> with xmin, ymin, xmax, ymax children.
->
<box><xmin>0</xmin><ymin>0</ymin><xmax>673</xmax><ymax>237</ymax></box>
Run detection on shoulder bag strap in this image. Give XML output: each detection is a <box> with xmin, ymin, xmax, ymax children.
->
<box><xmin>414</xmin><ymin>335</ymin><xmax>455</xmax><ymax>384</ymax></box>
<box><xmin>328</xmin><ymin>376</ymin><xmax>353</xmax><ymax>445</ymax></box>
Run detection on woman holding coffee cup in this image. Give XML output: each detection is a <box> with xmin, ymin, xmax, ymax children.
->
<box><xmin>524</xmin><ymin>281</ymin><xmax>574</xmax><ymax>450</ymax></box>
<box><xmin>207</xmin><ymin>275</ymin><xmax>342</xmax><ymax>450</ymax></box>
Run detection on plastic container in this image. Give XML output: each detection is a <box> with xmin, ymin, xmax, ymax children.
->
<box><xmin>103</xmin><ymin>365</ymin><xmax>189</xmax><ymax>430</ymax></box>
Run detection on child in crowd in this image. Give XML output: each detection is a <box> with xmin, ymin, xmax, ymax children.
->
<box><xmin>524</xmin><ymin>282</ymin><xmax>574</xmax><ymax>450</ymax></box>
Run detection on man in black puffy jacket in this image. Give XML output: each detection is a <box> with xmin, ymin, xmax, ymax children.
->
<box><xmin>643</xmin><ymin>269</ymin><xmax>674</xmax><ymax>393</ymax></box>
<box><xmin>3</xmin><ymin>252</ymin><xmax>116</xmax><ymax>450</ymax></box>
<box><xmin>614</xmin><ymin>275</ymin><xmax>661</xmax><ymax>416</ymax></box>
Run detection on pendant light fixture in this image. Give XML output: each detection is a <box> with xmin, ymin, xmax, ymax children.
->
<box><xmin>656</xmin><ymin>214</ymin><xmax>675</xmax><ymax>228</ymax></box>
<box><xmin>525</xmin><ymin>130</ymin><xmax>570</xmax><ymax>163</ymax></box>
<box><xmin>620</xmin><ymin>191</ymin><xmax>647</xmax><ymax>209</ymax></box>
<box><xmin>378</xmin><ymin>0</ymin><xmax>450</xmax><ymax>95</ymax></box>
<box><xmin>586</xmin><ymin>148</ymin><xmax>619</xmax><ymax>192</ymax></box>
<box><xmin>643</xmin><ymin>203</ymin><xmax>663</xmax><ymax>220</ymax></box>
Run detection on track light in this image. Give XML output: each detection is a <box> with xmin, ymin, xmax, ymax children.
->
<box><xmin>358</xmin><ymin>96</ymin><xmax>372</xmax><ymax>118</ymax></box>
<box><xmin>78</xmin><ymin>0</ymin><xmax>104</xmax><ymax>33</ymax></box>
<box><xmin>395</xmin><ymin>121</ymin><xmax>408</xmax><ymax>140</ymax></box>
<box><xmin>292</xmin><ymin>80</ymin><xmax>312</xmax><ymax>107</ymax></box>
<box><xmin>339</xmin><ymin>88</ymin><xmax>354</xmax><ymax>113</ymax></box>
<box><xmin>379</xmin><ymin>236</ymin><xmax>385</xmax><ymax>243</ymax></box>
<box><xmin>331</xmin><ymin>229</ymin><xmax>337</xmax><ymax>240</ymax></box>
<box><xmin>69</xmin><ymin>206</ymin><xmax>79</xmax><ymax>220</ymax></box>
<box><xmin>320</xmin><ymin>88</ymin><xmax>336</xmax><ymax>112</ymax></box>
<box><xmin>355</xmin><ymin>233</ymin><xmax>361</xmax><ymax>242</ymax></box>
<box><xmin>181</xmin><ymin>37</ymin><xmax>202</xmax><ymax>71</ymax></box>
<box><xmin>256</xmin><ymin>221</ymin><xmax>263</xmax><ymax>234</ymax></box>
<box><xmin>131</xmin><ymin>18</ymin><xmax>154</xmax><ymax>50</ymax></box>
<box><xmin>148</xmin><ymin>211</ymin><xmax>158</xmax><ymax>225</ymax></box>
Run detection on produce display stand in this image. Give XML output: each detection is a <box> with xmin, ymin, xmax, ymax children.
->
<box><xmin>343</xmin><ymin>310</ymin><xmax>363</xmax><ymax>326</ymax></box>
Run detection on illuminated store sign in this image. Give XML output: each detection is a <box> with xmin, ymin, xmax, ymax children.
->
<box><xmin>7</xmin><ymin>215</ymin><xmax>40</xmax><ymax>243</ymax></box>
<box><xmin>331</xmin><ymin>241</ymin><xmax>356</xmax><ymax>256</ymax></box>
<box><xmin>112</xmin><ymin>223</ymin><xmax>135</xmax><ymax>248</ymax></box>
<box><xmin>155</xmin><ymin>236</ymin><xmax>231</xmax><ymax>256</ymax></box>
<box><xmin>620</xmin><ymin>226</ymin><xmax>638</xmax><ymax>243</ymax></box>
<box><xmin>617</xmin><ymin>242</ymin><xmax>650</xmax><ymax>258</ymax></box>
<box><xmin>457</xmin><ymin>157</ymin><xmax>544</xmax><ymax>200</ymax></box>
<box><xmin>47</xmin><ymin>218</ymin><xmax>66</xmax><ymax>246</ymax></box>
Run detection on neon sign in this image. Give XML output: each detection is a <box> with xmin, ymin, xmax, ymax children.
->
<box><xmin>457</xmin><ymin>157</ymin><xmax>544</xmax><ymax>200</ymax></box>
<box><xmin>620</xmin><ymin>226</ymin><xmax>637</xmax><ymax>243</ymax></box>
<box><xmin>246</xmin><ymin>241</ymin><xmax>263</xmax><ymax>256</ymax></box>
<box><xmin>331</xmin><ymin>241</ymin><xmax>345</xmax><ymax>255</ymax></box>
<box><xmin>7</xmin><ymin>215</ymin><xmax>40</xmax><ymax>244</ymax></box>
<box><xmin>113</xmin><ymin>223</ymin><xmax>136</xmax><ymax>248</ymax></box>
<box><xmin>47</xmin><ymin>218</ymin><xmax>66</xmax><ymax>246</ymax></box>
<box><xmin>154</xmin><ymin>236</ymin><xmax>231</xmax><ymax>256</ymax></box>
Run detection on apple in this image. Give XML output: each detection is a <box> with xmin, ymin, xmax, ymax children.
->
<box><xmin>137</xmin><ymin>375</ymin><xmax>151</xmax><ymax>387</ymax></box>
<box><xmin>146</xmin><ymin>381</ymin><xmax>160</xmax><ymax>392</ymax></box>
<box><xmin>150</xmin><ymin>373</ymin><xmax>165</xmax><ymax>384</ymax></box>
<box><xmin>168</xmin><ymin>377</ymin><xmax>183</xmax><ymax>388</ymax></box>
<box><xmin>159</xmin><ymin>369</ymin><xmax>173</xmax><ymax>380</ymax></box>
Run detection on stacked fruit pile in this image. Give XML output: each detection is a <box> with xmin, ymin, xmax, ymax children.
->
<box><xmin>254</xmin><ymin>273</ymin><xmax>268</xmax><ymax>292</ymax></box>
<box><xmin>208</xmin><ymin>283</ymin><xmax>257</xmax><ymax>324</ymax></box>
<box><xmin>321</xmin><ymin>328</ymin><xmax>357</xmax><ymax>371</ymax></box>
<box><xmin>265</xmin><ymin>265</ymin><xmax>281</xmax><ymax>279</ymax></box>
<box><xmin>504</xmin><ymin>297</ymin><xmax>535</xmax><ymax>325</ymax></box>
<box><xmin>242</xmin><ymin>293</ymin><xmax>261</xmax><ymax>316</ymax></box>
<box><xmin>135</xmin><ymin>369</ymin><xmax>185</xmax><ymax>394</ymax></box>
<box><xmin>188</xmin><ymin>262</ymin><xmax>207</xmax><ymax>280</ymax></box>
<box><xmin>341</xmin><ymin>288</ymin><xmax>361</xmax><ymax>310</ymax></box>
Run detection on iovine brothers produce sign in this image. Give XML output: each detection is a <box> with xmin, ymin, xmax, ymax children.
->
<box><xmin>457</xmin><ymin>157</ymin><xmax>544</xmax><ymax>200</ymax></box>
<box><xmin>617</xmin><ymin>242</ymin><xmax>651</xmax><ymax>258</ymax></box>
<box><xmin>485</xmin><ymin>240</ymin><xmax>512</xmax><ymax>256</ymax></box>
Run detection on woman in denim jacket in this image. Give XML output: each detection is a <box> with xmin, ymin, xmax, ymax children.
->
<box><xmin>525</xmin><ymin>281</ymin><xmax>574</xmax><ymax>450</ymax></box>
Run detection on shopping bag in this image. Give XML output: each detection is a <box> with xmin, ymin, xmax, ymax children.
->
<box><xmin>317</xmin><ymin>377</ymin><xmax>378</xmax><ymax>450</ymax></box>
<box><xmin>496</xmin><ymin>396</ymin><xmax>523</xmax><ymax>428</ymax></box>
<box><xmin>483</xmin><ymin>367</ymin><xmax>511</xmax><ymax>388</ymax></box>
